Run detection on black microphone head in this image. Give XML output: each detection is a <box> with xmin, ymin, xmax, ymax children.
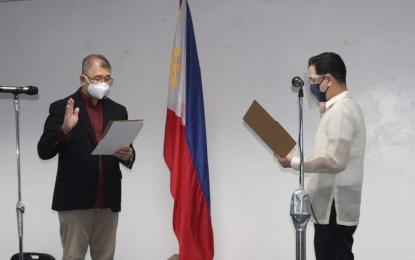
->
<box><xmin>27</xmin><ymin>86</ymin><xmax>38</xmax><ymax>95</ymax></box>
<box><xmin>292</xmin><ymin>76</ymin><xmax>304</xmax><ymax>88</ymax></box>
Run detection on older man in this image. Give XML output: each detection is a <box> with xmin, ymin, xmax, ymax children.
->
<box><xmin>38</xmin><ymin>54</ymin><xmax>135</xmax><ymax>260</ymax></box>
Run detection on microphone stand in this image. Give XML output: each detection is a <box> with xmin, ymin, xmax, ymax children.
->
<box><xmin>13</xmin><ymin>93</ymin><xmax>25</xmax><ymax>260</ymax></box>
<box><xmin>290</xmin><ymin>87</ymin><xmax>311</xmax><ymax>260</ymax></box>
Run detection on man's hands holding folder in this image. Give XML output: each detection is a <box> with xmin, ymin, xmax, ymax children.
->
<box><xmin>275</xmin><ymin>153</ymin><xmax>293</xmax><ymax>168</ymax></box>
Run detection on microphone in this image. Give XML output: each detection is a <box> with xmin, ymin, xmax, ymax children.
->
<box><xmin>291</xmin><ymin>76</ymin><xmax>304</xmax><ymax>88</ymax></box>
<box><xmin>0</xmin><ymin>86</ymin><xmax>38</xmax><ymax>95</ymax></box>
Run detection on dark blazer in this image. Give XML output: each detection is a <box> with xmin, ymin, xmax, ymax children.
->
<box><xmin>38</xmin><ymin>90</ymin><xmax>135</xmax><ymax>212</ymax></box>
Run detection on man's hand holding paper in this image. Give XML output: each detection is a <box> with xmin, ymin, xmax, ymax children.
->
<box><xmin>274</xmin><ymin>153</ymin><xmax>293</xmax><ymax>168</ymax></box>
<box><xmin>113</xmin><ymin>147</ymin><xmax>133</xmax><ymax>161</ymax></box>
<box><xmin>92</xmin><ymin>120</ymin><xmax>143</xmax><ymax>155</ymax></box>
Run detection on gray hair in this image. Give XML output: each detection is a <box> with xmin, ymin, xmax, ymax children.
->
<box><xmin>82</xmin><ymin>54</ymin><xmax>111</xmax><ymax>74</ymax></box>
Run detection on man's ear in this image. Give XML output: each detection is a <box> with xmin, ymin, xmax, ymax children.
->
<box><xmin>80</xmin><ymin>75</ymin><xmax>87</xmax><ymax>86</ymax></box>
<box><xmin>326</xmin><ymin>74</ymin><xmax>335</xmax><ymax>86</ymax></box>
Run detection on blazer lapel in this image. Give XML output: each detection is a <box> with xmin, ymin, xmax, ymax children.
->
<box><xmin>72</xmin><ymin>91</ymin><xmax>98</xmax><ymax>146</ymax></box>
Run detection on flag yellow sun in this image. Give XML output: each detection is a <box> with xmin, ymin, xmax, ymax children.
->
<box><xmin>169</xmin><ymin>48</ymin><xmax>182</xmax><ymax>88</ymax></box>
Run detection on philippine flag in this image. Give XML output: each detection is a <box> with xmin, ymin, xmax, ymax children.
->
<box><xmin>163</xmin><ymin>1</ymin><xmax>214</xmax><ymax>259</ymax></box>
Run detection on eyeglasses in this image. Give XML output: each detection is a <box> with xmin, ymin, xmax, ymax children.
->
<box><xmin>83</xmin><ymin>74</ymin><xmax>114</xmax><ymax>84</ymax></box>
<box><xmin>309</xmin><ymin>74</ymin><xmax>325</xmax><ymax>84</ymax></box>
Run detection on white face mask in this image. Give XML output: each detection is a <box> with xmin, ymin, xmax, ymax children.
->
<box><xmin>87</xmin><ymin>82</ymin><xmax>111</xmax><ymax>99</ymax></box>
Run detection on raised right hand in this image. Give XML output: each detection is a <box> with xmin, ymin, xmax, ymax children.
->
<box><xmin>62</xmin><ymin>98</ymin><xmax>79</xmax><ymax>134</ymax></box>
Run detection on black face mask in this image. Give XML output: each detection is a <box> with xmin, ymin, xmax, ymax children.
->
<box><xmin>309</xmin><ymin>76</ymin><xmax>329</xmax><ymax>102</ymax></box>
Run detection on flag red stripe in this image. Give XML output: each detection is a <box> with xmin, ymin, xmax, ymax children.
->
<box><xmin>164</xmin><ymin>109</ymin><xmax>214</xmax><ymax>259</ymax></box>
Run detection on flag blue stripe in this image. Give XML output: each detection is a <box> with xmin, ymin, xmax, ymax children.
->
<box><xmin>184</xmin><ymin>2</ymin><xmax>211</xmax><ymax>209</ymax></box>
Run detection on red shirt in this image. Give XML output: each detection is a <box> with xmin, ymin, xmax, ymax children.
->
<box><xmin>79</xmin><ymin>90</ymin><xmax>109</xmax><ymax>209</ymax></box>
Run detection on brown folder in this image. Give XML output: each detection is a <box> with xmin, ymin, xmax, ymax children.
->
<box><xmin>243</xmin><ymin>100</ymin><xmax>296</xmax><ymax>156</ymax></box>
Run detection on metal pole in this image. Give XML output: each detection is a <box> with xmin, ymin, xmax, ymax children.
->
<box><xmin>290</xmin><ymin>87</ymin><xmax>311</xmax><ymax>260</ymax></box>
<box><xmin>290</xmin><ymin>189</ymin><xmax>311</xmax><ymax>260</ymax></box>
<box><xmin>13</xmin><ymin>94</ymin><xmax>25</xmax><ymax>260</ymax></box>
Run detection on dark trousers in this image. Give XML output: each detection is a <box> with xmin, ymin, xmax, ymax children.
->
<box><xmin>314</xmin><ymin>202</ymin><xmax>357</xmax><ymax>260</ymax></box>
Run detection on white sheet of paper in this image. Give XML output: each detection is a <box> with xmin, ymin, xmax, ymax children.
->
<box><xmin>92</xmin><ymin>120</ymin><xmax>143</xmax><ymax>155</ymax></box>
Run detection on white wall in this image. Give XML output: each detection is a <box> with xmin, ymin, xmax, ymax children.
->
<box><xmin>1</xmin><ymin>0</ymin><xmax>414</xmax><ymax>259</ymax></box>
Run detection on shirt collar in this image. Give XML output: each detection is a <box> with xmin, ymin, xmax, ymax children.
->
<box><xmin>325</xmin><ymin>90</ymin><xmax>349</xmax><ymax>110</ymax></box>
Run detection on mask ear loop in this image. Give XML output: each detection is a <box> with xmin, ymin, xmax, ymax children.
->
<box><xmin>81</xmin><ymin>75</ymin><xmax>92</xmax><ymax>89</ymax></box>
<box><xmin>82</xmin><ymin>75</ymin><xmax>93</xmax><ymax>84</ymax></box>
<box><xmin>321</xmin><ymin>75</ymin><xmax>331</xmax><ymax>95</ymax></box>
<box><xmin>317</xmin><ymin>75</ymin><xmax>332</xmax><ymax>103</ymax></box>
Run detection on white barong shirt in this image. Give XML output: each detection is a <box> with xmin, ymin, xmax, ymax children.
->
<box><xmin>291</xmin><ymin>91</ymin><xmax>366</xmax><ymax>226</ymax></box>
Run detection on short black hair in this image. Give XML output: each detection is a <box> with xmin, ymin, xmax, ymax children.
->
<box><xmin>308</xmin><ymin>52</ymin><xmax>347</xmax><ymax>84</ymax></box>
